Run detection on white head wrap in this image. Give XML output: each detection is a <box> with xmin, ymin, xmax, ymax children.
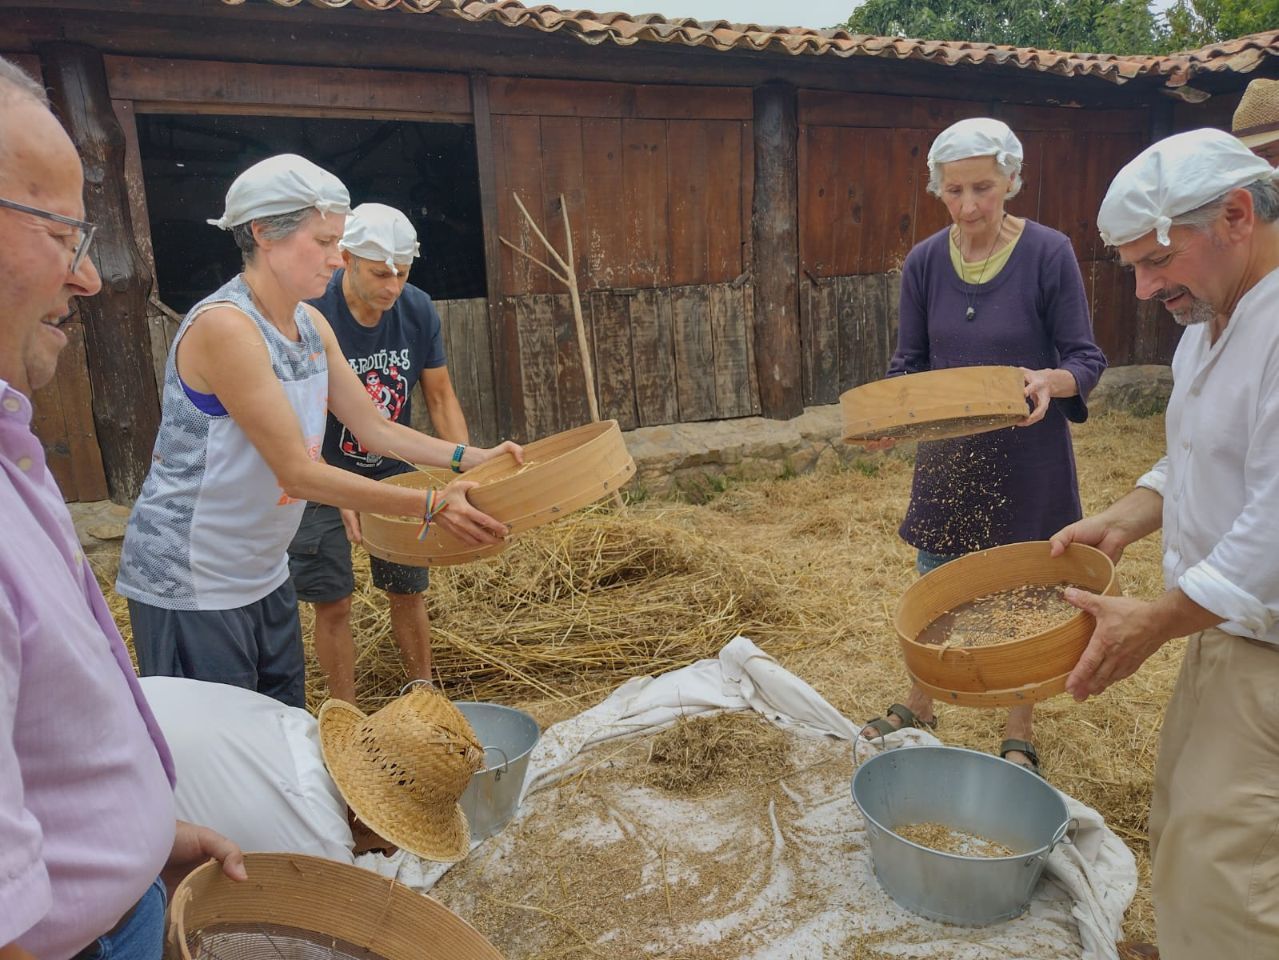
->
<box><xmin>927</xmin><ymin>118</ymin><xmax>1024</xmax><ymax>179</ymax></box>
<box><xmin>339</xmin><ymin>203</ymin><xmax>421</xmax><ymax>275</ymax></box>
<box><xmin>208</xmin><ymin>154</ymin><xmax>350</xmax><ymax>231</ymax></box>
<box><xmin>1097</xmin><ymin>128</ymin><xmax>1279</xmax><ymax>248</ymax></box>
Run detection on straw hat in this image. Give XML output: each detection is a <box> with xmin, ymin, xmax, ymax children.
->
<box><xmin>319</xmin><ymin>687</ymin><xmax>484</xmax><ymax>862</ymax></box>
<box><xmin>1233</xmin><ymin>78</ymin><xmax>1279</xmax><ymax>150</ymax></box>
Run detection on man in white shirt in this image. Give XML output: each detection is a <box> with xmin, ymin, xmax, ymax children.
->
<box><xmin>137</xmin><ymin>676</ymin><xmax>481</xmax><ymax>865</ymax></box>
<box><xmin>138</xmin><ymin>677</ymin><xmax>358</xmax><ymax>863</ymax></box>
<box><xmin>1051</xmin><ymin>128</ymin><xmax>1279</xmax><ymax>960</ymax></box>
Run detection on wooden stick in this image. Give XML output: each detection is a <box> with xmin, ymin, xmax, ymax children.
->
<box><xmin>560</xmin><ymin>195</ymin><xmax>599</xmax><ymax>424</ymax></box>
<box><xmin>499</xmin><ymin>236</ymin><xmax>569</xmax><ymax>287</ymax></box>
<box><xmin>512</xmin><ymin>192</ymin><xmax>572</xmax><ymax>275</ymax></box>
<box><xmin>500</xmin><ymin>193</ymin><xmax>624</xmax><ymax>511</ymax></box>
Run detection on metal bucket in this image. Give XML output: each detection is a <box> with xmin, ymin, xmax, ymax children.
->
<box><xmin>455</xmin><ymin>702</ymin><xmax>541</xmax><ymax>843</ymax></box>
<box><xmin>851</xmin><ymin>746</ymin><xmax>1072</xmax><ymax>925</ymax></box>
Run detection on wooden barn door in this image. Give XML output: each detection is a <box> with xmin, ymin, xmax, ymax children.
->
<box><xmin>797</xmin><ymin>91</ymin><xmax>1165</xmax><ymax>408</ymax></box>
<box><xmin>485</xmin><ymin>78</ymin><xmax>759</xmax><ymax>442</ymax></box>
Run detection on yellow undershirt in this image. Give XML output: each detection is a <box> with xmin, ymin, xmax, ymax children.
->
<box><xmin>949</xmin><ymin>225</ymin><xmax>1023</xmax><ymax>284</ymax></box>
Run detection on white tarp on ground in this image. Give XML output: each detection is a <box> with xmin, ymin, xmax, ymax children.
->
<box><xmin>358</xmin><ymin>636</ymin><xmax>1136</xmax><ymax>959</ymax></box>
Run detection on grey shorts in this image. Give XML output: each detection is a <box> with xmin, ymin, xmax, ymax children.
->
<box><xmin>287</xmin><ymin>502</ymin><xmax>429</xmax><ymax>603</ymax></box>
<box><xmin>128</xmin><ymin>580</ymin><xmax>305</xmax><ymax>708</ymax></box>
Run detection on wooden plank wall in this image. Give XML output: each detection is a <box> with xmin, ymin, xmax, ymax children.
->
<box><xmin>6</xmin><ymin>51</ymin><xmax>109</xmax><ymax>503</ymax></box>
<box><xmin>411</xmin><ymin>297</ymin><xmax>500</xmax><ymax>448</ymax></box>
<box><xmin>489</xmin><ymin>78</ymin><xmax>757</xmax><ymax>440</ymax></box>
<box><xmin>498</xmin><ymin>284</ymin><xmax>758</xmax><ymax>439</ymax></box>
<box><xmin>797</xmin><ymin>90</ymin><xmax>1158</xmax><ymax>405</ymax></box>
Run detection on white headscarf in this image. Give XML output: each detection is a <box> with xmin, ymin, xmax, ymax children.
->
<box><xmin>1097</xmin><ymin>128</ymin><xmax>1279</xmax><ymax>248</ymax></box>
<box><xmin>339</xmin><ymin>203</ymin><xmax>420</xmax><ymax>275</ymax></box>
<box><xmin>208</xmin><ymin>154</ymin><xmax>350</xmax><ymax>231</ymax></box>
<box><xmin>927</xmin><ymin>118</ymin><xmax>1024</xmax><ymax>180</ymax></box>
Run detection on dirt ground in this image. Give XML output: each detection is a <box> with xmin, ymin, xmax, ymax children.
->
<box><xmin>101</xmin><ymin>409</ymin><xmax>1169</xmax><ymax>947</ymax></box>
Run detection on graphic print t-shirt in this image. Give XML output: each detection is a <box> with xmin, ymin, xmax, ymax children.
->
<box><xmin>310</xmin><ymin>269</ymin><xmax>446</xmax><ymax>480</ymax></box>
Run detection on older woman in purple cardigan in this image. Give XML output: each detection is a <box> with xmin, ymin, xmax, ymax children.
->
<box><xmin>859</xmin><ymin>118</ymin><xmax>1108</xmax><ymax>777</ymax></box>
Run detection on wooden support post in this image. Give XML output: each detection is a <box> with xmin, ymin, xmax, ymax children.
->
<box><xmin>40</xmin><ymin>41</ymin><xmax>160</xmax><ymax>504</ymax></box>
<box><xmin>751</xmin><ymin>81</ymin><xmax>803</xmax><ymax>420</ymax></box>
<box><xmin>471</xmin><ymin>71</ymin><xmax>526</xmax><ymax>443</ymax></box>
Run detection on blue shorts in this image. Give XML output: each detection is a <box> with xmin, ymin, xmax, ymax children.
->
<box><xmin>129</xmin><ymin>579</ymin><xmax>305</xmax><ymax>708</ymax></box>
<box><xmin>288</xmin><ymin>503</ymin><xmax>429</xmax><ymax>603</ymax></box>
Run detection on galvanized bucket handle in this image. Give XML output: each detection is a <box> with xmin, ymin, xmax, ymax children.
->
<box><xmin>1054</xmin><ymin>817</ymin><xmax>1079</xmax><ymax>847</ymax></box>
<box><xmin>483</xmin><ymin>745</ymin><xmax>511</xmax><ymax>781</ymax></box>
<box><xmin>1021</xmin><ymin>818</ymin><xmax>1079</xmax><ymax>869</ymax></box>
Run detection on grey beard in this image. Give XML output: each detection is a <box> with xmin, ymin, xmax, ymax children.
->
<box><xmin>1171</xmin><ymin>297</ymin><xmax>1216</xmax><ymax>327</ymax></box>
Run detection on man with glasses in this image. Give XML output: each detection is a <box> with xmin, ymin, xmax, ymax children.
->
<box><xmin>0</xmin><ymin>56</ymin><xmax>244</xmax><ymax>960</ymax></box>
<box><xmin>0</xmin><ymin>196</ymin><xmax>96</xmax><ymax>268</ymax></box>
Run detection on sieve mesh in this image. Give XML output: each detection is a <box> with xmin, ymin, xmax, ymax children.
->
<box><xmin>186</xmin><ymin>924</ymin><xmax>386</xmax><ymax>960</ymax></box>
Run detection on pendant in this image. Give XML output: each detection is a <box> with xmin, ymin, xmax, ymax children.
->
<box><xmin>965</xmin><ymin>306</ymin><xmax>975</xmax><ymax>321</ymax></box>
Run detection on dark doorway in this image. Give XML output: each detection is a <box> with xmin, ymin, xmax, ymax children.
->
<box><xmin>136</xmin><ymin>113</ymin><xmax>486</xmax><ymax>313</ymax></box>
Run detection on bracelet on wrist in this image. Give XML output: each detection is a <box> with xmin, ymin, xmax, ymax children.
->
<box><xmin>415</xmin><ymin>488</ymin><xmax>449</xmax><ymax>541</ymax></box>
<box><xmin>450</xmin><ymin>443</ymin><xmax>466</xmax><ymax>474</ymax></box>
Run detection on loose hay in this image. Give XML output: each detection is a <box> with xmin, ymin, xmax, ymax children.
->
<box><xmin>101</xmin><ymin>411</ymin><xmax>1170</xmax><ymax>943</ymax></box>
<box><xmin>323</xmin><ymin>508</ymin><xmax>817</xmax><ymax>713</ymax></box>
<box><xmin>436</xmin><ymin>729</ymin><xmax>1084</xmax><ymax>959</ymax></box>
<box><xmin>644</xmin><ymin>712</ymin><xmax>791</xmax><ymax>794</ymax></box>
<box><xmin>437</xmin><ymin>730</ymin><xmax>847</xmax><ymax>960</ymax></box>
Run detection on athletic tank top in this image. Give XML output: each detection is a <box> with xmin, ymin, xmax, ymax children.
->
<box><xmin>116</xmin><ymin>275</ymin><xmax>328</xmax><ymax>610</ymax></box>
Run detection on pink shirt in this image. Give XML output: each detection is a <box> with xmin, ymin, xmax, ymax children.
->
<box><xmin>0</xmin><ymin>380</ymin><xmax>176</xmax><ymax>960</ymax></box>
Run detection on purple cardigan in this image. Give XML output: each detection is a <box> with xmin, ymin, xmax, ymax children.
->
<box><xmin>888</xmin><ymin>220</ymin><xmax>1108</xmax><ymax>554</ymax></box>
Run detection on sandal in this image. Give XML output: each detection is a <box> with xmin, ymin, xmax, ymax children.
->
<box><xmin>999</xmin><ymin>739</ymin><xmax>1046</xmax><ymax>779</ymax></box>
<box><xmin>860</xmin><ymin>703</ymin><xmax>938</xmax><ymax>739</ymax></box>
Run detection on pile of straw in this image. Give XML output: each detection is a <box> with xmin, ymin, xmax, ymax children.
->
<box><xmin>643</xmin><ymin>711</ymin><xmax>791</xmax><ymax>793</ymax></box>
<box><xmin>325</xmin><ymin>506</ymin><xmax>815</xmax><ymax>714</ymax></box>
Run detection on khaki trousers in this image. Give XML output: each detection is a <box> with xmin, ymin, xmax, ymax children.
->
<box><xmin>1151</xmin><ymin>628</ymin><xmax>1279</xmax><ymax>960</ymax></box>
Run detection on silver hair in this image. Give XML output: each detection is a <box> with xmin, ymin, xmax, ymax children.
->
<box><xmin>925</xmin><ymin>154</ymin><xmax>1023</xmax><ymax>200</ymax></box>
<box><xmin>231</xmin><ymin>208</ymin><xmax>313</xmax><ymax>263</ymax></box>
<box><xmin>1171</xmin><ymin>178</ymin><xmax>1279</xmax><ymax>231</ymax></box>
<box><xmin>0</xmin><ymin>55</ymin><xmax>49</xmax><ymax>107</ymax></box>
<box><xmin>927</xmin><ymin>154</ymin><xmax>1024</xmax><ymax>200</ymax></box>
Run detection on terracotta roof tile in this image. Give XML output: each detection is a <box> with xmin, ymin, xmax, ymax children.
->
<box><xmin>225</xmin><ymin>0</ymin><xmax>1279</xmax><ymax>88</ymax></box>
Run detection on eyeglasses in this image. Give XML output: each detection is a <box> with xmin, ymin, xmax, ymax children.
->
<box><xmin>0</xmin><ymin>196</ymin><xmax>97</xmax><ymax>274</ymax></box>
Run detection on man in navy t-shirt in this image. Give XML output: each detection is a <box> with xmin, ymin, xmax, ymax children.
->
<box><xmin>288</xmin><ymin>203</ymin><xmax>469</xmax><ymax>701</ymax></box>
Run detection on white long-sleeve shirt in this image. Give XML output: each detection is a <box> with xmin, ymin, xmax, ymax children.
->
<box><xmin>138</xmin><ymin>677</ymin><xmax>355</xmax><ymax>862</ymax></box>
<box><xmin>1136</xmin><ymin>266</ymin><xmax>1279</xmax><ymax>643</ymax></box>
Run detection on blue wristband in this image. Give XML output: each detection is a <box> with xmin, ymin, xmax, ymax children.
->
<box><xmin>450</xmin><ymin>444</ymin><xmax>466</xmax><ymax>473</ymax></box>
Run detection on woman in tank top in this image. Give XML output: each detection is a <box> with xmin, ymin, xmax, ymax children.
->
<box><xmin>117</xmin><ymin>155</ymin><xmax>520</xmax><ymax>707</ymax></box>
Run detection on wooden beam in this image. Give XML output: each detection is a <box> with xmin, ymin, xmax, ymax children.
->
<box><xmin>40</xmin><ymin>41</ymin><xmax>161</xmax><ymax>503</ymax></box>
<box><xmin>471</xmin><ymin>71</ymin><xmax>525</xmax><ymax>442</ymax></box>
<box><xmin>111</xmin><ymin>96</ymin><xmax>172</xmax><ymax>403</ymax></box>
<box><xmin>103</xmin><ymin>55</ymin><xmax>471</xmax><ymax>118</ymax></box>
<box><xmin>751</xmin><ymin>82</ymin><xmax>803</xmax><ymax>420</ymax></box>
<box><xmin>488</xmin><ymin>76</ymin><xmax>752</xmax><ymax>121</ymax></box>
